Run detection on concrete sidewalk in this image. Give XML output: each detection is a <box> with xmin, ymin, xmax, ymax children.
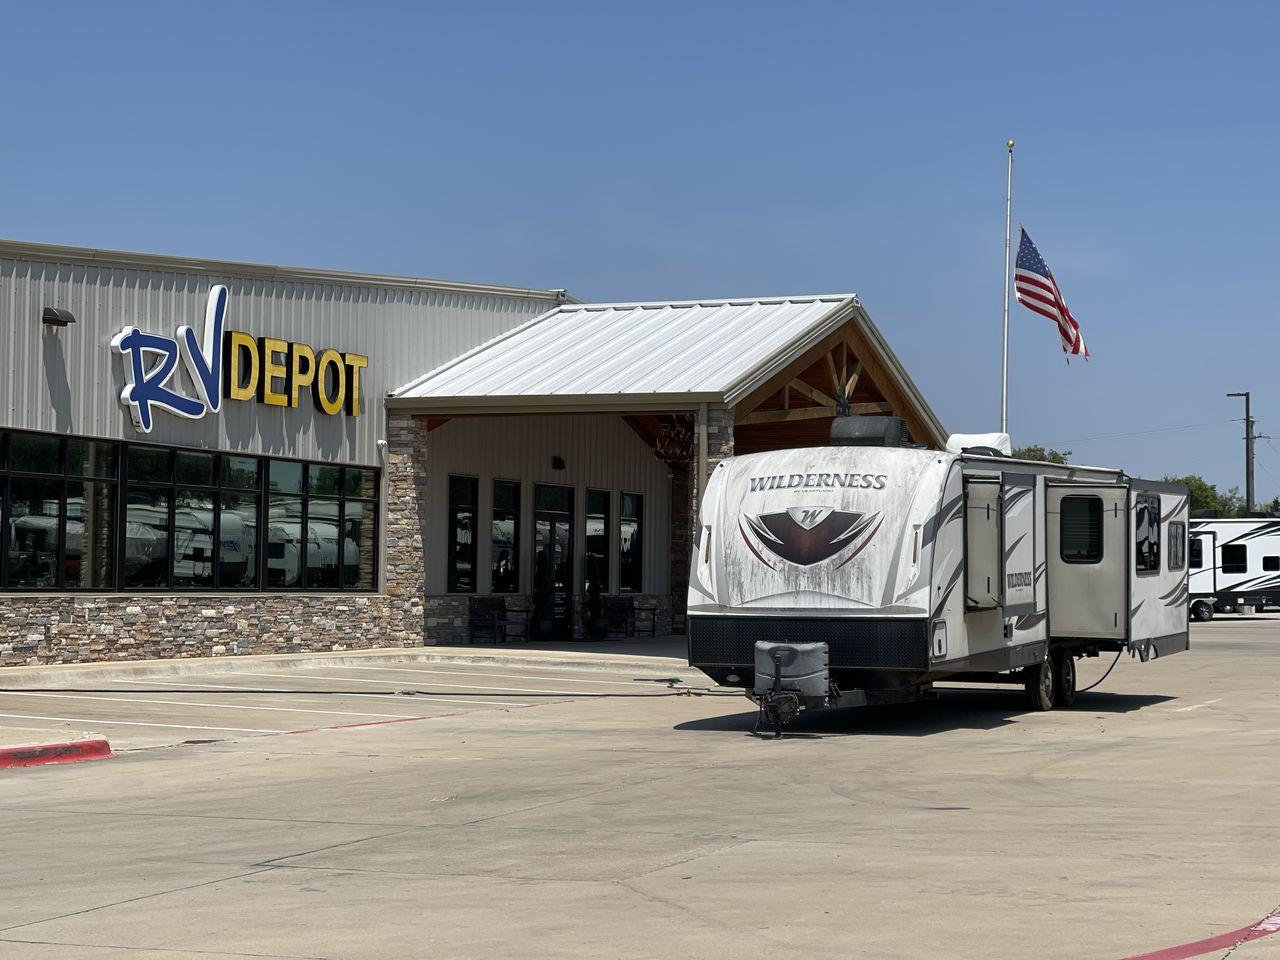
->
<box><xmin>0</xmin><ymin>637</ymin><xmax>696</xmax><ymax>689</ymax></box>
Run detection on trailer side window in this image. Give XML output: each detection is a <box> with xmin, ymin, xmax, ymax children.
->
<box><xmin>1134</xmin><ymin>494</ymin><xmax>1161</xmax><ymax>575</ymax></box>
<box><xmin>1222</xmin><ymin>544</ymin><xmax>1248</xmax><ymax>574</ymax></box>
<box><xmin>1060</xmin><ymin>496</ymin><xmax>1103</xmax><ymax>563</ymax></box>
<box><xmin>1265</xmin><ymin>556</ymin><xmax>1279</xmax><ymax>572</ymax></box>
<box><xmin>1169</xmin><ymin>521</ymin><xmax>1186</xmax><ymax>570</ymax></box>
<box><xmin>1189</xmin><ymin>538</ymin><xmax>1203</xmax><ymax>569</ymax></box>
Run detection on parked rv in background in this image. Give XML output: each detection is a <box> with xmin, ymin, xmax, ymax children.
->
<box><xmin>1189</xmin><ymin>518</ymin><xmax>1280</xmax><ymax>620</ymax></box>
<box><xmin>688</xmin><ymin>417</ymin><xmax>1190</xmax><ymax>731</ymax></box>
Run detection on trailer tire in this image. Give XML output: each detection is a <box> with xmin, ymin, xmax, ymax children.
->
<box><xmin>1053</xmin><ymin>649</ymin><xmax>1077</xmax><ymax>708</ymax></box>
<box><xmin>1191</xmin><ymin>600</ymin><xmax>1214</xmax><ymax>623</ymax></box>
<box><xmin>1023</xmin><ymin>658</ymin><xmax>1055</xmax><ymax>712</ymax></box>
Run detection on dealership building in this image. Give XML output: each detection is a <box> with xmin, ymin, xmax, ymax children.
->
<box><xmin>0</xmin><ymin>238</ymin><xmax>945</xmax><ymax>666</ymax></box>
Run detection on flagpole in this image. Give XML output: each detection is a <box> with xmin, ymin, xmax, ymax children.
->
<box><xmin>1000</xmin><ymin>139</ymin><xmax>1014</xmax><ymax>434</ymax></box>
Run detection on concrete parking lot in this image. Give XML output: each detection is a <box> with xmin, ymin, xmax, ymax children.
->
<box><xmin>2</xmin><ymin>618</ymin><xmax>1279</xmax><ymax>959</ymax></box>
<box><xmin>0</xmin><ymin>653</ymin><xmax>697</xmax><ymax>752</ymax></box>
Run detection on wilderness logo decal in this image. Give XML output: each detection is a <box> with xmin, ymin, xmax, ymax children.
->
<box><xmin>739</xmin><ymin>506</ymin><xmax>883</xmax><ymax>570</ymax></box>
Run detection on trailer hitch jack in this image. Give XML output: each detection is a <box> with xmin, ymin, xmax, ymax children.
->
<box><xmin>755</xmin><ymin>649</ymin><xmax>799</xmax><ymax>738</ymax></box>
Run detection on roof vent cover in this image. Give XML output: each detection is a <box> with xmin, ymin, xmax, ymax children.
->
<box><xmin>830</xmin><ymin>416</ymin><xmax>908</xmax><ymax>447</ymax></box>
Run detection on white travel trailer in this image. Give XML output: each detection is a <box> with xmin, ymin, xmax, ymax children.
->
<box><xmin>1188</xmin><ymin>518</ymin><xmax>1280</xmax><ymax>619</ymax></box>
<box><xmin>687</xmin><ymin>418</ymin><xmax>1190</xmax><ymax>727</ymax></box>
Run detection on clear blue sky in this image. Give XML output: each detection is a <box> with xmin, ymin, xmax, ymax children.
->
<box><xmin>3</xmin><ymin>1</ymin><xmax>1277</xmax><ymax>498</ymax></box>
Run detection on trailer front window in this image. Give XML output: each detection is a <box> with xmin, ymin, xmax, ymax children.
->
<box><xmin>1135</xmin><ymin>494</ymin><xmax>1161</xmax><ymax>575</ymax></box>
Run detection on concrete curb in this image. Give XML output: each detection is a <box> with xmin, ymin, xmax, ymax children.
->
<box><xmin>0</xmin><ymin>645</ymin><xmax>699</xmax><ymax>689</ymax></box>
<box><xmin>0</xmin><ymin>737</ymin><xmax>113</xmax><ymax>769</ymax></box>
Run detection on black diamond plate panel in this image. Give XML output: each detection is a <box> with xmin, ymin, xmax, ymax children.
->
<box><xmin>688</xmin><ymin>616</ymin><xmax>928</xmax><ymax>671</ymax></box>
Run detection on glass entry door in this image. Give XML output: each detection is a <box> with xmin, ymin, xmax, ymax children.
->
<box><xmin>533</xmin><ymin>484</ymin><xmax>574</xmax><ymax>639</ymax></box>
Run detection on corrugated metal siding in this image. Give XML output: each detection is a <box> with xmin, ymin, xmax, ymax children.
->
<box><xmin>1</xmin><ymin>253</ymin><xmax>559</xmax><ymax>465</ymax></box>
<box><xmin>423</xmin><ymin>415</ymin><xmax>671</xmax><ymax>596</ymax></box>
<box><xmin>394</xmin><ymin>296</ymin><xmax>855</xmax><ymax>401</ymax></box>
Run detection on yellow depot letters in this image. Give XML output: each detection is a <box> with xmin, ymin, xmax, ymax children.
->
<box><xmin>223</xmin><ymin>331</ymin><xmax>368</xmax><ymax>417</ymax></box>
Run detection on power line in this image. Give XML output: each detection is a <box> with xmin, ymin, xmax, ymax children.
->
<box><xmin>1044</xmin><ymin>419</ymin><xmax>1232</xmax><ymax>446</ymax></box>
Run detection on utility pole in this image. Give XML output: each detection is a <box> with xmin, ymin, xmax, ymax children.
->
<box><xmin>1228</xmin><ymin>391</ymin><xmax>1255</xmax><ymax>513</ymax></box>
<box><xmin>1000</xmin><ymin>140</ymin><xmax>1014</xmax><ymax>434</ymax></box>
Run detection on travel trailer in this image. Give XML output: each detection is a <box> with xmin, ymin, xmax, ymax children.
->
<box><xmin>1188</xmin><ymin>518</ymin><xmax>1280</xmax><ymax>619</ymax></box>
<box><xmin>687</xmin><ymin>417</ymin><xmax>1190</xmax><ymax>729</ymax></box>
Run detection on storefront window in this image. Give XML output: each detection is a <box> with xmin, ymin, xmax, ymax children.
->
<box><xmin>448</xmin><ymin>475</ymin><xmax>479</xmax><ymax>593</ymax></box>
<box><xmin>66</xmin><ymin>479</ymin><xmax>116</xmax><ymax>589</ymax></box>
<box><xmin>223</xmin><ymin>456</ymin><xmax>259</xmax><ymax>490</ymax></box>
<box><xmin>309</xmin><ymin>464</ymin><xmax>342</xmax><ymax>497</ymax></box>
<box><xmin>307</xmin><ymin>497</ymin><xmax>342</xmax><ymax>588</ymax></box>
<box><xmin>128</xmin><ymin>445</ymin><xmax>172</xmax><ymax>484</ymax></box>
<box><xmin>125</xmin><ymin>487</ymin><xmax>171</xmax><ymax>589</ymax></box>
<box><xmin>69</xmin><ymin>439</ymin><xmax>117</xmax><ymax>479</ymax></box>
<box><xmin>174</xmin><ymin>487</ymin><xmax>216</xmax><ymax>588</ymax></box>
<box><xmin>343</xmin><ymin>499</ymin><xmax>376</xmax><ymax>590</ymax></box>
<box><xmin>585</xmin><ymin>489</ymin><xmax>610</xmax><ymax>595</ymax></box>
<box><xmin>269</xmin><ymin>459</ymin><xmax>304</xmax><ymax>495</ymax></box>
<box><xmin>491</xmin><ymin>480</ymin><xmax>520</xmax><ymax>593</ymax></box>
<box><xmin>218</xmin><ymin>492</ymin><xmax>259</xmax><ymax>589</ymax></box>
<box><xmin>6</xmin><ymin>477</ymin><xmax>62</xmax><ymax>589</ymax></box>
<box><xmin>11</xmin><ymin>433</ymin><xmax>62</xmax><ymax>473</ymax></box>
<box><xmin>0</xmin><ymin>429</ymin><xmax>378</xmax><ymax>594</ymax></box>
<box><xmin>267</xmin><ymin>495</ymin><xmax>304</xmax><ymax>588</ymax></box>
<box><xmin>619</xmin><ymin>493</ymin><xmax>643</xmax><ymax>593</ymax></box>
<box><xmin>176</xmin><ymin>451</ymin><xmax>216</xmax><ymax>486</ymax></box>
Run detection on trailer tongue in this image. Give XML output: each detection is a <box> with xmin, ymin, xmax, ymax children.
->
<box><xmin>687</xmin><ymin>417</ymin><xmax>1190</xmax><ymax>734</ymax></box>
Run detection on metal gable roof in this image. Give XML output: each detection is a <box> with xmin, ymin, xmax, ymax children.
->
<box><xmin>392</xmin><ymin>294</ymin><xmax>856</xmax><ymax>403</ymax></box>
<box><xmin>388</xmin><ymin>293</ymin><xmax>946</xmax><ymax>443</ymax></box>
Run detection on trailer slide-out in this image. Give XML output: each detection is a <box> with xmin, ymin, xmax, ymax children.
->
<box><xmin>687</xmin><ymin>417</ymin><xmax>1190</xmax><ymax>731</ymax></box>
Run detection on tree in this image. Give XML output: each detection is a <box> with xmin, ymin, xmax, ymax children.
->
<box><xmin>1012</xmin><ymin>445</ymin><xmax>1071</xmax><ymax>464</ymax></box>
<box><xmin>1161</xmin><ymin>474</ymin><xmax>1242</xmax><ymax>516</ymax></box>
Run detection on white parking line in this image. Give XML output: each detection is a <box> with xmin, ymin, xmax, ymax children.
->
<box><xmin>250</xmin><ymin>671</ymin><xmax>579</xmax><ymax>696</ymax></box>
<box><xmin>1174</xmin><ymin>698</ymin><xmax>1223</xmax><ymax>712</ymax></box>
<box><xmin>240</xmin><ymin>673</ymin><xmax>533</xmax><ymax>706</ymax></box>
<box><xmin>338</xmin><ymin>665</ymin><xmax>647</xmax><ymax>687</ymax></box>
<box><xmin>109</xmin><ymin>678</ymin><xmax>281</xmax><ymax>691</ymax></box>
<box><xmin>0</xmin><ymin>691</ymin><xmax>425</xmax><ymax>720</ymax></box>
<box><xmin>107</xmin><ymin>680</ymin><xmax>527</xmax><ymax>711</ymax></box>
<box><xmin>0</xmin><ymin>712</ymin><xmax>283</xmax><ymax>733</ymax></box>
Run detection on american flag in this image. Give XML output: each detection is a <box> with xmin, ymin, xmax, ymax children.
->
<box><xmin>1014</xmin><ymin>227</ymin><xmax>1088</xmax><ymax>357</ymax></box>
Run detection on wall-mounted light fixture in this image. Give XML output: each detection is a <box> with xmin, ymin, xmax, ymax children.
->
<box><xmin>42</xmin><ymin>307</ymin><xmax>76</xmax><ymax>328</ymax></box>
<box><xmin>552</xmin><ymin>455</ymin><xmax>566</xmax><ymax>471</ymax></box>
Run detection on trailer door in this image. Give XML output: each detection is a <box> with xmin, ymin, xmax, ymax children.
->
<box><xmin>1000</xmin><ymin>474</ymin><xmax>1038</xmax><ymax>617</ymax></box>
<box><xmin>1046</xmin><ymin>483</ymin><xmax>1127</xmax><ymax>640</ymax></box>
<box><xmin>965</xmin><ymin>477</ymin><xmax>1000</xmax><ymax>609</ymax></box>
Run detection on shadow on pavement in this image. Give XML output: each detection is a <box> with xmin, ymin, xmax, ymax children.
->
<box><xmin>674</xmin><ymin>687</ymin><xmax>1175</xmax><ymax>738</ymax></box>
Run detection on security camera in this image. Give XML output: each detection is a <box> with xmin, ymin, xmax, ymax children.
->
<box><xmin>377</xmin><ymin>439</ymin><xmax>389</xmax><ymax>450</ymax></box>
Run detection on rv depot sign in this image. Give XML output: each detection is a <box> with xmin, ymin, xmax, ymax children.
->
<box><xmin>111</xmin><ymin>285</ymin><xmax>369</xmax><ymax>433</ymax></box>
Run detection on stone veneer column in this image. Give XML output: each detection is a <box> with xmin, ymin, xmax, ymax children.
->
<box><xmin>670</xmin><ymin>405</ymin><xmax>734</xmax><ymax>635</ymax></box>
<box><xmin>381</xmin><ymin>412</ymin><xmax>430</xmax><ymax>643</ymax></box>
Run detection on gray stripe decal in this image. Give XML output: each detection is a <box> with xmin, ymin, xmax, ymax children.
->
<box><xmin>932</xmin><ymin>563</ymin><xmax>964</xmax><ymax>619</ymax></box>
<box><xmin>921</xmin><ymin>493</ymin><xmax>963</xmax><ymax>549</ymax></box>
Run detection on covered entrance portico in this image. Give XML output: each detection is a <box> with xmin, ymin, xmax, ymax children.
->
<box><xmin>386</xmin><ymin>294</ymin><xmax>945</xmax><ymax>645</ymax></box>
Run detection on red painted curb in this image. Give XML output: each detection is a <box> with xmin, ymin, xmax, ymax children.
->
<box><xmin>1122</xmin><ymin>909</ymin><xmax>1280</xmax><ymax>960</ymax></box>
<box><xmin>0</xmin><ymin>737</ymin><xmax>113</xmax><ymax>769</ymax></box>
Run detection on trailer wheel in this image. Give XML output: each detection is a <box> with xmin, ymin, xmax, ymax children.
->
<box><xmin>1053</xmin><ymin>649</ymin><xmax>1077</xmax><ymax>708</ymax></box>
<box><xmin>1023</xmin><ymin>658</ymin><xmax>1055</xmax><ymax>712</ymax></box>
<box><xmin>1191</xmin><ymin>600</ymin><xmax>1214</xmax><ymax>623</ymax></box>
